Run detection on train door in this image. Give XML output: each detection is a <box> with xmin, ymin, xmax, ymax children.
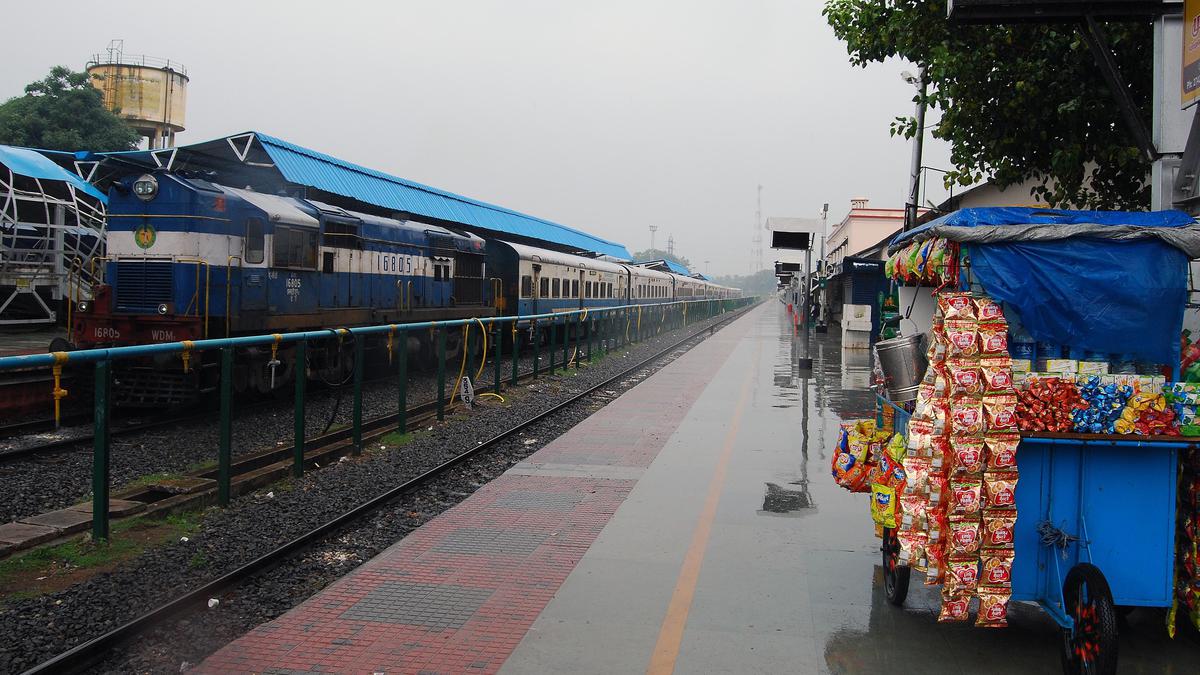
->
<box><xmin>578</xmin><ymin>270</ymin><xmax>585</xmax><ymax>310</ymax></box>
<box><xmin>239</xmin><ymin>217</ymin><xmax>268</xmax><ymax>318</ymax></box>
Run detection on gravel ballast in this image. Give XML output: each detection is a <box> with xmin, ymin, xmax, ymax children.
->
<box><xmin>0</xmin><ymin>306</ymin><xmax>753</xmax><ymax>674</ymax></box>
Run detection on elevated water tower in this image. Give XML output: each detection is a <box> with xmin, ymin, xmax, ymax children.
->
<box><xmin>86</xmin><ymin>40</ymin><xmax>188</xmax><ymax>149</ymax></box>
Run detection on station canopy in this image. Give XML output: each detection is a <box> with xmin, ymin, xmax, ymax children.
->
<box><xmin>0</xmin><ymin>145</ymin><xmax>107</xmax><ymax>203</ymax></box>
<box><xmin>634</xmin><ymin>258</ymin><xmax>692</xmax><ymax>275</ymax></box>
<box><xmin>70</xmin><ymin>131</ymin><xmax>632</xmax><ymax>260</ymax></box>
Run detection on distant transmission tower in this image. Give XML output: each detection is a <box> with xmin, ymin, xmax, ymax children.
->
<box><xmin>753</xmin><ymin>184</ymin><xmax>763</xmax><ymax>272</ymax></box>
<box><xmin>667</xmin><ymin>234</ymin><xmax>675</xmax><ymax>256</ymax></box>
<box><xmin>648</xmin><ymin>224</ymin><xmax>658</xmax><ymax>251</ymax></box>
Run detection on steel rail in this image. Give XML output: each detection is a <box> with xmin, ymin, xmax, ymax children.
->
<box><xmin>19</xmin><ymin>304</ymin><xmax>753</xmax><ymax>675</ymax></box>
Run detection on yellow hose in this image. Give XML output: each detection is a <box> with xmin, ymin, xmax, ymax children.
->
<box><xmin>473</xmin><ymin>317</ymin><xmax>488</xmax><ymax>381</ymax></box>
<box><xmin>479</xmin><ymin>392</ymin><xmax>505</xmax><ymax>402</ymax></box>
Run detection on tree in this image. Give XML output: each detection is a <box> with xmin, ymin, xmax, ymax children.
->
<box><xmin>823</xmin><ymin>1</ymin><xmax>1151</xmax><ymax>210</ymax></box>
<box><xmin>631</xmin><ymin>248</ymin><xmax>693</xmax><ymax>271</ymax></box>
<box><xmin>713</xmin><ymin>270</ymin><xmax>777</xmax><ymax>295</ymax></box>
<box><xmin>0</xmin><ymin>66</ymin><xmax>140</xmax><ymax>152</ymax></box>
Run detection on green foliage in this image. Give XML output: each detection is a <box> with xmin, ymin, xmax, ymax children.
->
<box><xmin>712</xmin><ymin>269</ymin><xmax>777</xmax><ymax>295</ymax></box>
<box><xmin>632</xmin><ymin>248</ymin><xmax>693</xmax><ymax>272</ymax></box>
<box><xmin>0</xmin><ymin>66</ymin><xmax>140</xmax><ymax>151</ymax></box>
<box><xmin>822</xmin><ymin>1</ymin><xmax>1151</xmax><ymax>210</ymax></box>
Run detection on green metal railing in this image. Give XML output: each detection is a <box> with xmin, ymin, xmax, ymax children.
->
<box><xmin>0</xmin><ymin>298</ymin><xmax>755</xmax><ymax>541</ymax></box>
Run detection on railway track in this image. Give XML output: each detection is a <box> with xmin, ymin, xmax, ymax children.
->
<box><xmin>19</xmin><ymin>305</ymin><xmax>750</xmax><ymax>675</ymax></box>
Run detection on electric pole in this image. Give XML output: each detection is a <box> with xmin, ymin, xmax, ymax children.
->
<box><xmin>649</xmin><ymin>224</ymin><xmax>658</xmax><ymax>252</ymax></box>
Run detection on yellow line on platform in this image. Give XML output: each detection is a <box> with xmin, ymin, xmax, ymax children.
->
<box><xmin>646</xmin><ymin>347</ymin><xmax>755</xmax><ymax>675</ymax></box>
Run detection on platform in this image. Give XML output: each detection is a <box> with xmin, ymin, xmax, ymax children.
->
<box><xmin>199</xmin><ymin>303</ymin><xmax>1200</xmax><ymax>674</ymax></box>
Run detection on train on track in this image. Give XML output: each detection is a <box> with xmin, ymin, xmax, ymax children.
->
<box><xmin>67</xmin><ymin>171</ymin><xmax>738</xmax><ymax>405</ymax></box>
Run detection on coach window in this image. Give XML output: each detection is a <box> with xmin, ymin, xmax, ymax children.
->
<box><xmin>245</xmin><ymin>218</ymin><xmax>265</xmax><ymax>264</ymax></box>
<box><xmin>552</xmin><ymin>278</ymin><xmax>560</xmax><ymax>298</ymax></box>
<box><xmin>540</xmin><ymin>277</ymin><xmax>549</xmax><ymax>298</ymax></box>
<box><xmin>273</xmin><ymin>225</ymin><xmax>318</xmax><ymax>269</ymax></box>
<box><xmin>521</xmin><ymin>275</ymin><xmax>533</xmax><ymax>298</ymax></box>
<box><xmin>572</xmin><ymin>280</ymin><xmax>579</xmax><ymax>298</ymax></box>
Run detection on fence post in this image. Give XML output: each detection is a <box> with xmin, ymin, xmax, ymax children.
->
<box><xmin>437</xmin><ymin>327</ymin><xmax>446</xmax><ymax>421</ymax></box>
<box><xmin>511</xmin><ymin>321</ymin><xmax>520</xmax><ymax>385</ymax></box>
<box><xmin>352</xmin><ymin>337</ymin><xmax>364</xmax><ymax>455</ymax></box>
<box><xmin>92</xmin><ymin>360</ymin><xmax>111</xmax><ymax>541</ymax></box>
<box><xmin>293</xmin><ymin>340</ymin><xmax>307</xmax><ymax>478</ymax></box>
<box><xmin>533</xmin><ymin>321</ymin><xmax>541</xmax><ymax>379</ymax></box>
<box><xmin>563</xmin><ymin>315</ymin><xmax>570</xmax><ymax>368</ymax></box>
<box><xmin>218</xmin><ymin>347</ymin><xmax>233</xmax><ymax>506</ymax></box>
<box><xmin>493</xmin><ymin>324</ymin><xmax>502</xmax><ymax>393</ymax></box>
<box><xmin>397</xmin><ymin>330</ymin><xmax>407</xmax><ymax>434</ymax></box>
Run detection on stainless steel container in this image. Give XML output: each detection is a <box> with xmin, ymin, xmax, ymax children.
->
<box><xmin>875</xmin><ymin>333</ymin><xmax>927</xmax><ymax>402</ymax></box>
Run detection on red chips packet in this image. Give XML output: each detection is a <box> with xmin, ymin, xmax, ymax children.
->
<box><xmin>975</xmin><ymin>587</ymin><xmax>1011</xmax><ymax>628</ymax></box>
<box><xmin>978</xmin><ymin>323</ymin><xmax>1008</xmax><ymax>355</ymax></box>
<box><xmin>983</xmin><ymin>472</ymin><xmax>1019</xmax><ymax>510</ymax></box>
<box><xmin>951</xmin><ymin>396</ymin><xmax>985</xmax><ymax>436</ymax></box>
<box><xmin>984</xmin><ymin>434</ymin><xmax>1020</xmax><ymax>471</ymax></box>
<box><xmin>948</xmin><ymin>477</ymin><xmax>983</xmax><ymax>515</ymax></box>
<box><xmin>949</xmin><ymin>436</ymin><xmax>985</xmax><ymax>476</ymax></box>
<box><xmin>945</xmin><ymin>320</ymin><xmax>980</xmax><ymax>357</ymax></box>
<box><xmin>945</xmin><ymin>556</ymin><xmax>980</xmax><ymax>593</ymax></box>
<box><xmin>980</xmin><ymin>356</ymin><xmax>1013</xmax><ymax>392</ymax></box>
<box><xmin>983</xmin><ymin>394</ymin><xmax>1018</xmax><ymax>431</ymax></box>
<box><xmin>939</xmin><ymin>293</ymin><xmax>977</xmax><ymax>321</ymax></box>
<box><xmin>947</xmin><ymin>358</ymin><xmax>984</xmax><ymax>397</ymax></box>
<box><xmin>981</xmin><ymin>550</ymin><xmax>1014</xmax><ymax>587</ymax></box>
<box><xmin>948</xmin><ymin>515</ymin><xmax>983</xmax><ymax>556</ymax></box>
<box><xmin>938</xmin><ymin>590</ymin><xmax>973</xmax><ymax>622</ymax></box>
<box><xmin>975</xmin><ymin>296</ymin><xmax>1005</xmax><ymax>323</ymax></box>
<box><xmin>982</xmin><ymin>513</ymin><xmax>1017</xmax><ymax>549</ymax></box>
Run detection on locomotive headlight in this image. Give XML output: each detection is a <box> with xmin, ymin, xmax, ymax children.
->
<box><xmin>157</xmin><ymin>303</ymin><xmax>169</xmax><ymax>315</ymax></box>
<box><xmin>76</xmin><ymin>300</ymin><xmax>90</xmax><ymax>312</ymax></box>
<box><xmin>132</xmin><ymin>174</ymin><xmax>159</xmax><ymax>201</ymax></box>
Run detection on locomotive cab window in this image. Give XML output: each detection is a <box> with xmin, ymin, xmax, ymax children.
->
<box><xmin>272</xmin><ymin>225</ymin><xmax>317</xmax><ymax>269</ymax></box>
<box><xmin>245</xmin><ymin>218</ymin><xmax>265</xmax><ymax>264</ymax></box>
<box><xmin>521</xmin><ymin>275</ymin><xmax>533</xmax><ymax>298</ymax></box>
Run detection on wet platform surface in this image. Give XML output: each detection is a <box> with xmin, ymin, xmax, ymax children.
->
<box><xmin>201</xmin><ymin>303</ymin><xmax>1200</xmax><ymax>673</ymax></box>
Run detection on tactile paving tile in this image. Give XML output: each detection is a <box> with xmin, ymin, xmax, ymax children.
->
<box><xmin>493</xmin><ymin>490</ymin><xmax>583</xmax><ymax>511</ymax></box>
<box><xmin>433</xmin><ymin>527</ymin><xmax>547</xmax><ymax>556</ymax></box>
<box><xmin>338</xmin><ymin>581</ymin><xmax>493</xmax><ymax>628</ymax></box>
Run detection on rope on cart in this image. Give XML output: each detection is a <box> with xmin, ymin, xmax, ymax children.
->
<box><xmin>1037</xmin><ymin>520</ymin><xmax>1080</xmax><ymax>559</ymax></box>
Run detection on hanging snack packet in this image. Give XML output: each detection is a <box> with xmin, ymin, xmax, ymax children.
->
<box><xmin>979</xmin><ymin>323</ymin><xmax>1009</xmax><ymax>356</ymax></box>
<box><xmin>947</xmin><ymin>358</ymin><xmax>984</xmax><ymax>396</ymax></box>
<box><xmin>951</xmin><ymin>396</ymin><xmax>985</xmax><ymax>436</ymax></box>
<box><xmin>982</xmin><ymin>513</ymin><xmax>1017</xmax><ymax>549</ymax></box>
<box><xmin>900</xmin><ymin>494</ymin><xmax>929</xmax><ymax>531</ymax></box>
<box><xmin>929</xmin><ymin>436</ymin><xmax>952</xmax><ymax>470</ymax></box>
<box><xmin>983</xmin><ymin>472</ymin><xmax>1019</xmax><ymax>510</ymax></box>
<box><xmin>902</xmin><ymin>457</ymin><xmax>931</xmax><ymax>495</ymax></box>
<box><xmin>983</xmin><ymin>394</ymin><xmax>1018</xmax><ymax>431</ymax></box>
<box><xmin>975</xmin><ymin>588</ymin><xmax>1011</xmax><ymax>628</ymax></box>
<box><xmin>938</xmin><ymin>293</ymin><xmax>977</xmax><ymax>321</ymax></box>
<box><xmin>938</xmin><ymin>590</ymin><xmax>973</xmax><ymax>622</ymax></box>
<box><xmin>945</xmin><ymin>556</ymin><xmax>980</xmax><ymax>593</ymax></box>
<box><xmin>948</xmin><ymin>515</ymin><xmax>983</xmax><ymax>556</ymax></box>
<box><xmin>975</xmin><ymin>296</ymin><xmax>1005</xmax><ymax>323</ymax></box>
<box><xmin>871</xmin><ymin>483</ymin><xmax>899</xmax><ymax>528</ymax></box>
<box><xmin>925</xmin><ymin>541</ymin><xmax>947</xmax><ymax>585</ymax></box>
<box><xmin>984</xmin><ymin>434</ymin><xmax>1020</xmax><ymax>471</ymax></box>
<box><xmin>906</xmin><ymin>418</ymin><xmax>935</xmax><ymax>453</ymax></box>
<box><xmin>897</xmin><ymin>529</ymin><xmax>928</xmax><ymax>567</ymax></box>
<box><xmin>927</xmin><ymin>472</ymin><xmax>951</xmax><ymax>508</ymax></box>
<box><xmin>927</xmin><ymin>507</ymin><xmax>950</xmax><ymax>544</ymax></box>
<box><xmin>980</xmin><ymin>356</ymin><xmax>1014</xmax><ymax>392</ymax></box>
<box><xmin>949</xmin><ymin>436</ymin><xmax>985</xmax><ymax>476</ymax></box>
<box><xmin>945</xmin><ymin>320</ymin><xmax>980</xmax><ymax>357</ymax></box>
<box><xmin>949</xmin><ymin>477</ymin><xmax>983</xmax><ymax>515</ymax></box>
<box><xmin>981</xmin><ymin>550</ymin><xmax>1014</xmax><ymax>587</ymax></box>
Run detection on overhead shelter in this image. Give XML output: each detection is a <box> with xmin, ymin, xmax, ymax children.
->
<box><xmin>52</xmin><ymin>131</ymin><xmax>632</xmax><ymax>260</ymax></box>
<box><xmin>633</xmin><ymin>258</ymin><xmax>692</xmax><ymax>275</ymax></box>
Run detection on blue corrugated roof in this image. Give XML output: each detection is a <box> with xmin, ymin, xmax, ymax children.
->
<box><xmin>0</xmin><ymin>145</ymin><xmax>107</xmax><ymax>203</ymax></box>
<box><xmin>635</xmin><ymin>258</ymin><xmax>691</xmax><ymax>275</ymax></box>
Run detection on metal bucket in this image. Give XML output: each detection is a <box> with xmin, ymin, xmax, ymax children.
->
<box><xmin>875</xmin><ymin>333</ymin><xmax>927</xmax><ymax>402</ymax></box>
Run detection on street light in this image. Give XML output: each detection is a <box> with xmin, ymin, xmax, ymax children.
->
<box><xmin>902</xmin><ymin>67</ymin><xmax>927</xmax><ymax>231</ymax></box>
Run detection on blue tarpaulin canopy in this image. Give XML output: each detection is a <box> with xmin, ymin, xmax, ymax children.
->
<box><xmin>0</xmin><ymin>145</ymin><xmax>106</xmax><ymax>203</ymax></box>
<box><xmin>889</xmin><ymin>207</ymin><xmax>1200</xmax><ymax>365</ymax></box>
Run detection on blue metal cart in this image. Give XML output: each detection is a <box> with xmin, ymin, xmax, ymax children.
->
<box><xmin>876</xmin><ymin>395</ymin><xmax>1191</xmax><ymax>674</ymax></box>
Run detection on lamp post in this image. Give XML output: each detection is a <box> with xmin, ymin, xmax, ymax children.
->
<box><xmin>816</xmin><ymin>202</ymin><xmax>829</xmax><ymax>334</ymax></box>
<box><xmin>902</xmin><ymin>67</ymin><xmax>927</xmax><ymax>232</ymax></box>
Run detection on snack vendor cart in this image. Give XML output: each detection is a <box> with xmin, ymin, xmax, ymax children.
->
<box><xmin>871</xmin><ymin>208</ymin><xmax>1200</xmax><ymax>675</ymax></box>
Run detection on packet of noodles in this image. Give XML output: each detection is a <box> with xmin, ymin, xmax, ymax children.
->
<box><xmin>975</xmin><ymin>587</ymin><xmax>1011</xmax><ymax>628</ymax></box>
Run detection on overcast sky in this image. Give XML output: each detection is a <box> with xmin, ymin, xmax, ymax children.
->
<box><xmin>2</xmin><ymin>1</ymin><xmax>950</xmax><ymax>276</ymax></box>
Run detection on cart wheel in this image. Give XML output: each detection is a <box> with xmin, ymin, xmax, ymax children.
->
<box><xmin>881</xmin><ymin>527</ymin><xmax>910</xmax><ymax>606</ymax></box>
<box><xmin>1060</xmin><ymin>563</ymin><xmax>1118</xmax><ymax>675</ymax></box>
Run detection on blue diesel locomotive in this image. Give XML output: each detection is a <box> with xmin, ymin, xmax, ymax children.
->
<box><xmin>72</xmin><ymin>171</ymin><xmax>737</xmax><ymax>403</ymax></box>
